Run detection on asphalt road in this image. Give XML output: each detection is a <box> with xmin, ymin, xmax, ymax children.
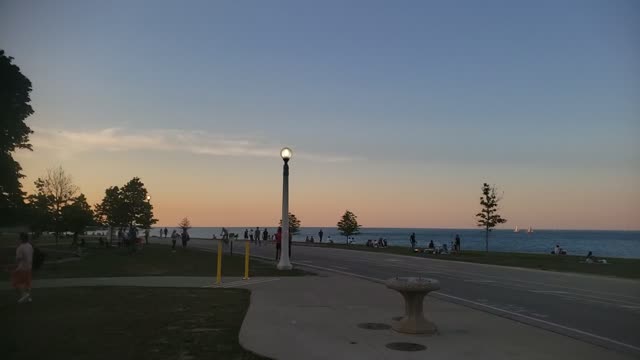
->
<box><xmin>159</xmin><ymin>238</ymin><xmax>640</xmax><ymax>356</ymax></box>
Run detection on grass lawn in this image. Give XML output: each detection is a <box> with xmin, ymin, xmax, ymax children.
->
<box><xmin>0</xmin><ymin>287</ymin><xmax>268</xmax><ymax>360</ymax></box>
<box><xmin>297</xmin><ymin>243</ymin><xmax>640</xmax><ymax>279</ymax></box>
<box><xmin>1</xmin><ymin>244</ymin><xmax>311</xmax><ymax>279</ymax></box>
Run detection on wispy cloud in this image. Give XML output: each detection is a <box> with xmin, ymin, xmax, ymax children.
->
<box><xmin>29</xmin><ymin>127</ymin><xmax>357</xmax><ymax>163</ymax></box>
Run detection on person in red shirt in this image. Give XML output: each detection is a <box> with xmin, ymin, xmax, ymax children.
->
<box><xmin>12</xmin><ymin>233</ymin><xmax>33</xmax><ymax>303</ymax></box>
<box><xmin>275</xmin><ymin>227</ymin><xmax>282</xmax><ymax>261</ymax></box>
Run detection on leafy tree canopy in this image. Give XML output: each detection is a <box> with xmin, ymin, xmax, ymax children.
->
<box><xmin>337</xmin><ymin>210</ymin><xmax>361</xmax><ymax>243</ymax></box>
<box><xmin>279</xmin><ymin>212</ymin><xmax>301</xmax><ymax>235</ymax></box>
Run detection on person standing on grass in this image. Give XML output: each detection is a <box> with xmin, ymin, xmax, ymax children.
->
<box><xmin>275</xmin><ymin>227</ymin><xmax>282</xmax><ymax>260</ymax></box>
<box><xmin>410</xmin><ymin>232</ymin><xmax>416</xmax><ymax>250</ymax></box>
<box><xmin>255</xmin><ymin>227</ymin><xmax>261</xmax><ymax>246</ymax></box>
<box><xmin>289</xmin><ymin>231</ymin><xmax>293</xmax><ymax>257</ymax></box>
<box><xmin>318</xmin><ymin>229</ymin><xmax>324</xmax><ymax>243</ymax></box>
<box><xmin>170</xmin><ymin>230</ymin><xmax>178</xmax><ymax>251</ymax></box>
<box><xmin>181</xmin><ymin>228</ymin><xmax>190</xmax><ymax>248</ymax></box>
<box><xmin>12</xmin><ymin>233</ymin><xmax>33</xmax><ymax>304</ymax></box>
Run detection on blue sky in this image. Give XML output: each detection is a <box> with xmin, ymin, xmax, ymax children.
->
<box><xmin>1</xmin><ymin>0</ymin><xmax>638</xmax><ymax>228</ymax></box>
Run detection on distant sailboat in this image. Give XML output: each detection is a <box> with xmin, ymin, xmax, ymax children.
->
<box><xmin>514</xmin><ymin>226</ymin><xmax>519</xmax><ymax>233</ymax></box>
<box><xmin>527</xmin><ymin>226</ymin><xmax>533</xmax><ymax>234</ymax></box>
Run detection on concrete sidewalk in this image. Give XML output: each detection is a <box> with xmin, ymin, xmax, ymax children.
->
<box><xmin>239</xmin><ymin>273</ymin><xmax>635</xmax><ymax>360</ymax></box>
<box><xmin>2</xmin><ymin>272</ymin><xmax>634</xmax><ymax>359</ymax></box>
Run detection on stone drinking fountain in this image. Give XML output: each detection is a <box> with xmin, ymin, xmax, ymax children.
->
<box><xmin>385</xmin><ymin>277</ymin><xmax>440</xmax><ymax>334</ymax></box>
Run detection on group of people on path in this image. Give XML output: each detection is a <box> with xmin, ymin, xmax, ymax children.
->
<box><xmin>169</xmin><ymin>228</ymin><xmax>190</xmax><ymax>251</ymax></box>
<box><xmin>244</xmin><ymin>227</ymin><xmax>271</xmax><ymax>246</ymax></box>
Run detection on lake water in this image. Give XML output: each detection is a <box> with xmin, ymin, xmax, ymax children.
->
<box><xmin>144</xmin><ymin>227</ymin><xmax>640</xmax><ymax>259</ymax></box>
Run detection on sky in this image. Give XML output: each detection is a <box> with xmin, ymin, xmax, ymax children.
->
<box><xmin>1</xmin><ymin>0</ymin><xmax>638</xmax><ymax>230</ymax></box>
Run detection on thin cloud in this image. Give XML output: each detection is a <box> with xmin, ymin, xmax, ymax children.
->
<box><xmin>29</xmin><ymin>127</ymin><xmax>357</xmax><ymax>163</ymax></box>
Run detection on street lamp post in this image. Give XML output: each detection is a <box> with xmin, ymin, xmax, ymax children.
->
<box><xmin>277</xmin><ymin>147</ymin><xmax>293</xmax><ymax>270</ymax></box>
<box><xmin>145</xmin><ymin>195</ymin><xmax>151</xmax><ymax>244</ymax></box>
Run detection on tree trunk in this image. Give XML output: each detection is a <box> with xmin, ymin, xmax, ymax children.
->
<box><xmin>485</xmin><ymin>227</ymin><xmax>489</xmax><ymax>252</ymax></box>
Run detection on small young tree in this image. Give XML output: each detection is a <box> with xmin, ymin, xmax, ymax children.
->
<box><xmin>278</xmin><ymin>212</ymin><xmax>301</xmax><ymax>235</ymax></box>
<box><xmin>178</xmin><ymin>217</ymin><xmax>191</xmax><ymax>231</ymax></box>
<box><xmin>337</xmin><ymin>210</ymin><xmax>361</xmax><ymax>244</ymax></box>
<box><xmin>476</xmin><ymin>183</ymin><xmax>507</xmax><ymax>252</ymax></box>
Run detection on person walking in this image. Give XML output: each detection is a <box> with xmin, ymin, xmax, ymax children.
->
<box><xmin>262</xmin><ymin>228</ymin><xmax>269</xmax><ymax>243</ymax></box>
<box><xmin>318</xmin><ymin>229</ymin><xmax>324</xmax><ymax>243</ymax></box>
<box><xmin>244</xmin><ymin>229</ymin><xmax>249</xmax><ymax>240</ymax></box>
<box><xmin>454</xmin><ymin>234</ymin><xmax>461</xmax><ymax>252</ymax></box>
<box><xmin>410</xmin><ymin>232</ymin><xmax>416</xmax><ymax>250</ymax></box>
<box><xmin>144</xmin><ymin>228</ymin><xmax>150</xmax><ymax>245</ymax></box>
<box><xmin>255</xmin><ymin>227</ymin><xmax>261</xmax><ymax>247</ymax></box>
<box><xmin>117</xmin><ymin>229</ymin><xmax>124</xmax><ymax>247</ymax></box>
<box><xmin>170</xmin><ymin>230</ymin><xmax>178</xmax><ymax>251</ymax></box>
<box><xmin>164</xmin><ymin>227</ymin><xmax>168</xmax><ymax>238</ymax></box>
<box><xmin>12</xmin><ymin>233</ymin><xmax>34</xmax><ymax>303</ymax></box>
<box><xmin>181</xmin><ymin>229</ymin><xmax>190</xmax><ymax>248</ymax></box>
<box><xmin>275</xmin><ymin>227</ymin><xmax>282</xmax><ymax>260</ymax></box>
<box><xmin>128</xmin><ymin>225</ymin><xmax>138</xmax><ymax>250</ymax></box>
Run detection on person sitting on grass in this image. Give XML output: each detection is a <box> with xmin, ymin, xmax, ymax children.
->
<box><xmin>585</xmin><ymin>251</ymin><xmax>607</xmax><ymax>264</ymax></box>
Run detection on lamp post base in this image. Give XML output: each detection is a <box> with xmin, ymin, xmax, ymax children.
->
<box><xmin>277</xmin><ymin>261</ymin><xmax>293</xmax><ymax>270</ymax></box>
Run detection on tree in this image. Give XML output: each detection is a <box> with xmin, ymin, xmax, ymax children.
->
<box><xmin>476</xmin><ymin>183</ymin><xmax>507</xmax><ymax>252</ymax></box>
<box><xmin>95</xmin><ymin>178</ymin><xmax>157</xmax><ymax>244</ymax></box>
<box><xmin>30</xmin><ymin>167</ymin><xmax>79</xmax><ymax>245</ymax></box>
<box><xmin>120</xmin><ymin>177</ymin><xmax>156</xmax><ymax>228</ymax></box>
<box><xmin>61</xmin><ymin>194</ymin><xmax>94</xmax><ymax>244</ymax></box>
<box><xmin>337</xmin><ymin>210</ymin><xmax>361</xmax><ymax>244</ymax></box>
<box><xmin>178</xmin><ymin>217</ymin><xmax>191</xmax><ymax>231</ymax></box>
<box><xmin>26</xmin><ymin>192</ymin><xmax>52</xmax><ymax>238</ymax></box>
<box><xmin>95</xmin><ymin>186</ymin><xmax>127</xmax><ymax>244</ymax></box>
<box><xmin>0</xmin><ymin>50</ymin><xmax>34</xmax><ymax>226</ymax></box>
<box><xmin>278</xmin><ymin>212</ymin><xmax>301</xmax><ymax>235</ymax></box>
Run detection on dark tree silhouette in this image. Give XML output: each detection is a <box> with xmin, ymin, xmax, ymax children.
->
<box><xmin>0</xmin><ymin>50</ymin><xmax>34</xmax><ymax>226</ymax></box>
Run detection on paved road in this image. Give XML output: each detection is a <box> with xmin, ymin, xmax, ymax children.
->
<box><xmin>158</xmin><ymin>238</ymin><xmax>640</xmax><ymax>356</ymax></box>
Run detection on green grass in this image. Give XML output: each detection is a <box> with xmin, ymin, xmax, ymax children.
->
<box><xmin>1</xmin><ymin>244</ymin><xmax>311</xmax><ymax>278</ymax></box>
<box><xmin>298</xmin><ymin>243</ymin><xmax>640</xmax><ymax>279</ymax></box>
<box><xmin>0</xmin><ymin>287</ymin><xmax>268</xmax><ymax>360</ymax></box>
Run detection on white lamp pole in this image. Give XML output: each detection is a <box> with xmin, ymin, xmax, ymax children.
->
<box><xmin>277</xmin><ymin>147</ymin><xmax>293</xmax><ymax>270</ymax></box>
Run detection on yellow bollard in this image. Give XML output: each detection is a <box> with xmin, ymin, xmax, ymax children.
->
<box><xmin>216</xmin><ymin>239</ymin><xmax>222</xmax><ymax>285</ymax></box>
<box><xmin>243</xmin><ymin>240</ymin><xmax>250</xmax><ymax>280</ymax></box>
